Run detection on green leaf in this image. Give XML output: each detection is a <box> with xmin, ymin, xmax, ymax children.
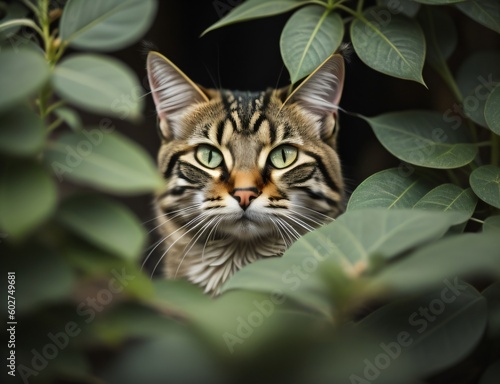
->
<box><xmin>280</xmin><ymin>6</ymin><xmax>343</xmax><ymax>83</ymax></box>
<box><xmin>223</xmin><ymin>209</ymin><xmax>456</xmax><ymax>316</ymax></box>
<box><xmin>0</xmin><ymin>49</ymin><xmax>49</xmax><ymax>111</ymax></box>
<box><xmin>0</xmin><ymin>1</ymin><xmax>29</xmax><ymax>39</ymax></box>
<box><xmin>482</xmin><ymin>282</ymin><xmax>500</xmax><ymax>343</ymax></box>
<box><xmin>52</xmin><ymin>54</ymin><xmax>144</xmax><ymax>121</ymax></box>
<box><xmin>347</xmin><ymin>168</ymin><xmax>435</xmax><ymax>210</ymax></box>
<box><xmin>485</xmin><ymin>85</ymin><xmax>500</xmax><ymax>135</ymax></box>
<box><xmin>6</xmin><ymin>244</ymin><xmax>76</xmax><ymax>313</ymax></box>
<box><xmin>456</xmin><ymin>0</ymin><xmax>500</xmax><ymax>34</ymax></box>
<box><xmin>350</xmin><ymin>7</ymin><xmax>426</xmax><ymax>84</ymax></box>
<box><xmin>480</xmin><ymin>361</ymin><xmax>500</xmax><ymax>384</ymax></box>
<box><xmin>377</xmin><ymin>0</ymin><xmax>421</xmax><ymax>18</ymax></box>
<box><xmin>419</xmin><ymin>6</ymin><xmax>458</xmax><ymax>70</ymax></box>
<box><xmin>57</xmin><ymin>194</ymin><xmax>146</xmax><ymax>260</ymax></box>
<box><xmin>0</xmin><ymin>106</ymin><xmax>45</xmax><ymax>156</ymax></box>
<box><xmin>53</xmin><ymin>106</ymin><xmax>83</xmax><ymax>131</ymax></box>
<box><xmin>470</xmin><ymin>165</ymin><xmax>500</xmax><ymax>209</ymax></box>
<box><xmin>414</xmin><ymin>0</ymin><xmax>465</xmax><ymax>4</ymax></box>
<box><xmin>413</xmin><ymin>184</ymin><xmax>478</xmax><ymax>224</ymax></box>
<box><xmin>457</xmin><ymin>51</ymin><xmax>500</xmax><ymax>128</ymax></box>
<box><xmin>360</xmin><ymin>282</ymin><xmax>487</xmax><ymax>377</ymax></box>
<box><xmin>44</xmin><ymin>130</ymin><xmax>162</xmax><ymax>195</ymax></box>
<box><xmin>483</xmin><ymin>215</ymin><xmax>500</xmax><ymax>232</ymax></box>
<box><xmin>0</xmin><ymin>161</ymin><xmax>56</xmax><ymax>238</ymax></box>
<box><xmin>59</xmin><ymin>0</ymin><xmax>158</xmax><ymax>51</ymax></box>
<box><xmin>364</xmin><ymin>111</ymin><xmax>478</xmax><ymax>168</ymax></box>
<box><xmin>202</xmin><ymin>0</ymin><xmax>304</xmax><ymax>36</ymax></box>
<box><xmin>369</xmin><ymin>232</ymin><xmax>500</xmax><ymax>294</ymax></box>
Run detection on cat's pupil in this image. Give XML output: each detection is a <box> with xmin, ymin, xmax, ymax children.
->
<box><xmin>281</xmin><ymin>148</ymin><xmax>287</xmax><ymax>163</ymax></box>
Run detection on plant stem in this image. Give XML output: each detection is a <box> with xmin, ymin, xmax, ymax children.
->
<box><xmin>469</xmin><ymin>217</ymin><xmax>484</xmax><ymax>225</ymax></box>
<box><xmin>45</xmin><ymin>100</ymin><xmax>65</xmax><ymax>116</ymax></box>
<box><xmin>356</xmin><ymin>0</ymin><xmax>365</xmax><ymax>13</ymax></box>
<box><xmin>47</xmin><ymin>118</ymin><xmax>64</xmax><ymax>132</ymax></box>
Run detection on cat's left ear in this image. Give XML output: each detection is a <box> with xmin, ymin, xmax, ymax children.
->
<box><xmin>147</xmin><ymin>52</ymin><xmax>209</xmax><ymax>141</ymax></box>
<box><xmin>283</xmin><ymin>53</ymin><xmax>345</xmax><ymax>142</ymax></box>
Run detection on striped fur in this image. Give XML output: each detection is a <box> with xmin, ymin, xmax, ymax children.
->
<box><xmin>147</xmin><ymin>52</ymin><xmax>345</xmax><ymax>294</ymax></box>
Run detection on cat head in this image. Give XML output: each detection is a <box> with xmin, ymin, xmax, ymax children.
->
<box><xmin>147</xmin><ymin>52</ymin><xmax>345</xmax><ymax>243</ymax></box>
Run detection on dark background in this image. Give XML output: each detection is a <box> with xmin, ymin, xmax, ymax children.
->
<box><xmin>96</xmin><ymin>0</ymin><xmax>499</xmax><ymax>227</ymax></box>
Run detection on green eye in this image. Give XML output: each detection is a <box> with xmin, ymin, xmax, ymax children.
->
<box><xmin>269</xmin><ymin>145</ymin><xmax>298</xmax><ymax>169</ymax></box>
<box><xmin>196</xmin><ymin>145</ymin><xmax>223</xmax><ymax>169</ymax></box>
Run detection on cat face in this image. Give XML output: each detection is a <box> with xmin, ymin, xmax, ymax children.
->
<box><xmin>146</xmin><ymin>52</ymin><xmax>345</xmax><ymax>292</ymax></box>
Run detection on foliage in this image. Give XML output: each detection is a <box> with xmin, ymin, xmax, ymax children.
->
<box><xmin>1</xmin><ymin>1</ymin><xmax>500</xmax><ymax>384</ymax></box>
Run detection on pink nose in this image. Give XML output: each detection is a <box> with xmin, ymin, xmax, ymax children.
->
<box><xmin>232</xmin><ymin>188</ymin><xmax>259</xmax><ymax>210</ymax></box>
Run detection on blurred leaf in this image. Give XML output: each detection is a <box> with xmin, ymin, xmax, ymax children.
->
<box><xmin>0</xmin><ymin>0</ymin><xmax>29</xmax><ymax>39</ymax></box>
<box><xmin>360</xmin><ymin>282</ymin><xmax>487</xmax><ymax>377</ymax></box>
<box><xmin>0</xmin><ymin>161</ymin><xmax>56</xmax><ymax>238</ymax></box>
<box><xmin>482</xmin><ymin>282</ymin><xmax>500</xmax><ymax>342</ymax></box>
<box><xmin>53</xmin><ymin>106</ymin><xmax>83</xmax><ymax>131</ymax></box>
<box><xmin>419</xmin><ymin>6</ymin><xmax>458</xmax><ymax>70</ymax></box>
<box><xmin>414</xmin><ymin>0</ymin><xmax>465</xmax><ymax>3</ymax></box>
<box><xmin>100</xmin><ymin>331</ymin><xmax>226</xmax><ymax>384</ymax></box>
<box><xmin>202</xmin><ymin>0</ymin><xmax>304</xmax><ymax>36</ymax></box>
<box><xmin>413</xmin><ymin>184</ymin><xmax>477</xmax><ymax>224</ymax></box>
<box><xmin>347</xmin><ymin>168</ymin><xmax>435</xmax><ymax>210</ymax></box>
<box><xmin>280</xmin><ymin>6</ymin><xmax>343</xmax><ymax>83</ymax></box>
<box><xmin>485</xmin><ymin>85</ymin><xmax>500</xmax><ymax>135</ymax></box>
<box><xmin>0</xmin><ymin>106</ymin><xmax>45</xmax><ymax>156</ymax></box>
<box><xmin>350</xmin><ymin>7</ymin><xmax>425</xmax><ymax>84</ymax></box>
<box><xmin>59</xmin><ymin>0</ymin><xmax>158</xmax><ymax>51</ymax></box>
<box><xmin>7</xmin><ymin>245</ymin><xmax>76</xmax><ymax>312</ymax></box>
<box><xmin>0</xmin><ymin>48</ymin><xmax>49</xmax><ymax>111</ymax></box>
<box><xmin>369</xmin><ymin>232</ymin><xmax>500</xmax><ymax>294</ymax></box>
<box><xmin>469</xmin><ymin>165</ymin><xmax>500</xmax><ymax>209</ymax></box>
<box><xmin>223</xmin><ymin>209</ymin><xmax>456</xmax><ymax>316</ymax></box>
<box><xmin>57</xmin><ymin>194</ymin><xmax>146</xmax><ymax>260</ymax></box>
<box><xmin>479</xmin><ymin>360</ymin><xmax>500</xmax><ymax>384</ymax></box>
<box><xmin>90</xmin><ymin>303</ymin><xmax>177</xmax><ymax>344</ymax></box>
<box><xmin>457</xmin><ymin>51</ymin><xmax>500</xmax><ymax>128</ymax></box>
<box><xmin>456</xmin><ymin>0</ymin><xmax>500</xmax><ymax>34</ymax></box>
<box><xmin>377</xmin><ymin>0</ymin><xmax>421</xmax><ymax>18</ymax></box>
<box><xmin>52</xmin><ymin>54</ymin><xmax>144</xmax><ymax>120</ymax></box>
<box><xmin>364</xmin><ymin>111</ymin><xmax>478</xmax><ymax>168</ymax></box>
<box><xmin>483</xmin><ymin>215</ymin><xmax>500</xmax><ymax>232</ymax></box>
<box><xmin>44</xmin><ymin>130</ymin><xmax>162</xmax><ymax>194</ymax></box>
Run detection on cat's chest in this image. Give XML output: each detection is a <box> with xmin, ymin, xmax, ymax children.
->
<box><xmin>181</xmin><ymin>238</ymin><xmax>285</xmax><ymax>294</ymax></box>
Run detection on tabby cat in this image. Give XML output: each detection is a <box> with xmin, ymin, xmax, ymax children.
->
<box><xmin>146</xmin><ymin>51</ymin><xmax>345</xmax><ymax>294</ymax></box>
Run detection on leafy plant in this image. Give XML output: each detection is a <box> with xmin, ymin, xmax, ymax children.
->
<box><xmin>2</xmin><ymin>0</ymin><xmax>500</xmax><ymax>384</ymax></box>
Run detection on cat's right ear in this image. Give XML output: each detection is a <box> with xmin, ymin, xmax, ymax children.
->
<box><xmin>147</xmin><ymin>52</ymin><xmax>209</xmax><ymax>141</ymax></box>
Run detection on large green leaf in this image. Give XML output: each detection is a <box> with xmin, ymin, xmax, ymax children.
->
<box><xmin>469</xmin><ymin>165</ymin><xmax>500</xmax><ymax>209</ymax></box>
<box><xmin>369</xmin><ymin>232</ymin><xmax>500</xmax><ymax>294</ymax></box>
<box><xmin>348</xmin><ymin>168</ymin><xmax>435</xmax><ymax>210</ymax></box>
<box><xmin>223</xmin><ymin>209</ymin><xmax>456</xmax><ymax>316</ymax></box>
<box><xmin>0</xmin><ymin>49</ymin><xmax>49</xmax><ymax>111</ymax></box>
<box><xmin>57</xmin><ymin>194</ymin><xmax>146</xmax><ymax>260</ymax></box>
<box><xmin>44</xmin><ymin>130</ymin><xmax>162</xmax><ymax>195</ymax></box>
<box><xmin>360</xmin><ymin>282</ymin><xmax>487</xmax><ymax>377</ymax></box>
<box><xmin>59</xmin><ymin>0</ymin><xmax>158</xmax><ymax>51</ymax></box>
<box><xmin>7</xmin><ymin>245</ymin><xmax>76</xmax><ymax>313</ymax></box>
<box><xmin>350</xmin><ymin>7</ymin><xmax>425</xmax><ymax>84</ymax></box>
<box><xmin>280</xmin><ymin>6</ymin><xmax>343</xmax><ymax>83</ymax></box>
<box><xmin>413</xmin><ymin>184</ymin><xmax>477</xmax><ymax>224</ymax></box>
<box><xmin>0</xmin><ymin>106</ymin><xmax>45</xmax><ymax>156</ymax></box>
<box><xmin>202</xmin><ymin>0</ymin><xmax>304</xmax><ymax>36</ymax></box>
<box><xmin>377</xmin><ymin>0</ymin><xmax>421</xmax><ymax>18</ymax></box>
<box><xmin>0</xmin><ymin>161</ymin><xmax>56</xmax><ymax>238</ymax></box>
<box><xmin>419</xmin><ymin>7</ymin><xmax>458</xmax><ymax>71</ymax></box>
<box><xmin>485</xmin><ymin>85</ymin><xmax>500</xmax><ymax>135</ymax></box>
<box><xmin>456</xmin><ymin>0</ymin><xmax>500</xmax><ymax>34</ymax></box>
<box><xmin>364</xmin><ymin>111</ymin><xmax>478</xmax><ymax>168</ymax></box>
<box><xmin>52</xmin><ymin>54</ymin><xmax>144</xmax><ymax>120</ymax></box>
<box><xmin>457</xmin><ymin>51</ymin><xmax>500</xmax><ymax>128</ymax></box>
<box><xmin>483</xmin><ymin>215</ymin><xmax>500</xmax><ymax>232</ymax></box>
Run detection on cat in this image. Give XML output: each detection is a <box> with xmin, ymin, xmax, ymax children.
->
<box><xmin>146</xmin><ymin>51</ymin><xmax>345</xmax><ymax>295</ymax></box>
